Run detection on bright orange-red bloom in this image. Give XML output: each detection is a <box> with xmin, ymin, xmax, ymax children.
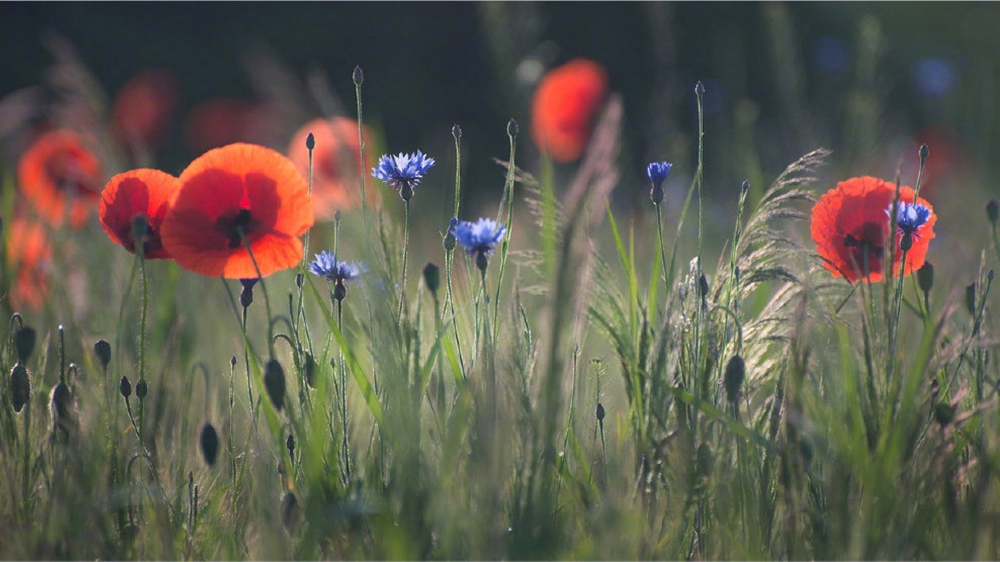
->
<box><xmin>160</xmin><ymin>143</ymin><xmax>314</xmax><ymax>278</ymax></box>
<box><xmin>530</xmin><ymin>58</ymin><xmax>609</xmax><ymax>163</ymax></box>
<box><xmin>5</xmin><ymin>217</ymin><xmax>52</xmax><ymax>310</ymax></box>
<box><xmin>811</xmin><ymin>176</ymin><xmax>936</xmax><ymax>283</ymax></box>
<box><xmin>17</xmin><ymin>129</ymin><xmax>102</xmax><ymax>228</ymax></box>
<box><xmin>99</xmin><ymin>169</ymin><xmax>178</xmax><ymax>259</ymax></box>
<box><xmin>287</xmin><ymin>117</ymin><xmax>380</xmax><ymax>220</ymax></box>
<box><xmin>112</xmin><ymin>69</ymin><xmax>179</xmax><ymax>152</ymax></box>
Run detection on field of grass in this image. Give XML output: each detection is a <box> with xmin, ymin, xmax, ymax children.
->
<box><xmin>3</xmin><ymin>4</ymin><xmax>1000</xmax><ymax>560</ymax></box>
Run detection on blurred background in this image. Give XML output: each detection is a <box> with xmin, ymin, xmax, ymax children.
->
<box><xmin>1</xmin><ymin>2</ymin><xmax>996</xmax><ymax>243</ymax></box>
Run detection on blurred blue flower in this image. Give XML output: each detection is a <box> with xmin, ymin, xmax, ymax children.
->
<box><xmin>372</xmin><ymin>151</ymin><xmax>435</xmax><ymax>200</ymax></box>
<box><xmin>914</xmin><ymin>58</ymin><xmax>956</xmax><ymax>97</ymax></box>
<box><xmin>887</xmin><ymin>201</ymin><xmax>931</xmax><ymax>237</ymax></box>
<box><xmin>453</xmin><ymin>217</ymin><xmax>506</xmax><ymax>257</ymax></box>
<box><xmin>309</xmin><ymin>251</ymin><xmax>363</xmax><ymax>284</ymax></box>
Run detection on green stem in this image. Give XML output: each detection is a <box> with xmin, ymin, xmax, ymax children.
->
<box><xmin>399</xmin><ymin>200</ymin><xmax>410</xmax><ymax>321</ymax></box>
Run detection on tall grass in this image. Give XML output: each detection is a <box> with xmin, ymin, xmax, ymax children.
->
<box><xmin>2</xmin><ymin>63</ymin><xmax>1000</xmax><ymax>561</ymax></box>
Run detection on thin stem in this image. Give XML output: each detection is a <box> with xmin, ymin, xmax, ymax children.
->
<box><xmin>399</xmin><ymin>199</ymin><xmax>411</xmax><ymax>321</ymax></box>
<box><xmin>445</xmin><ymin>250</ymin><xmax>466</xmax><ymax>379</ymax></box>
<box><xmin>337</xmin><ymin>297</ymin><xmax>351</xmax><ymax>482</ymax></box>
<box><xmin>654</xmin><ymin>202</ymin><xmax>670</xmax><ymax>298</ymax></box>
<box><xmin>138</xmin><ymin>255</ymin><xmax>148</xmax><ymax>441</ymax></box>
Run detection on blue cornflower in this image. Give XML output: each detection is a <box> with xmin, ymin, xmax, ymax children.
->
<box><xmin>887</xmin><ymin>201</ymin><xmax>931</xmax><ymax>237</ymax></box>
<box><xmin>453</xmin><ymin>217</ymin><xmax>506</xmax><ymax>256</ymax></box>
<box><xmin>371</xmin><ymin>151</ymin><xmax>435</xmax><ymax>201</ymax></box>
<box><xmin>647</xmin><ymin>161</ymin><xmax>672</xmax><ymax>205</ymax></box>
<box><xmin>453</xmin><ymin>217</ymin><xmax>506</xmax><ymax>274</ymax></box>
<box><xmin>310</xmin><ymin>250</ymin><xmax>364</xmax><ymax>301</ymax></box>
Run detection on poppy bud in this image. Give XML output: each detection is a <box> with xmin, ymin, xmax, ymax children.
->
<box><xmin>305</xmin><ymin>132</ymin><xmax>315</xmax><ymax>151</ymax></box>
<box><xmin>334</xmin><ymin>210</ymin><xmax>342</xmax><ymax>223</ymax></box>
<box><xmin>264</xmin><ymin>359</ymin><xmax>286</xmax><ymax>411</ymax></box>
<box><xmin>286</xmin><ymin>433</ymin><xmax>295</xmax><ymax>460</ymax></box>
<box><xmin>423</xmin><ymin>263</ymin><xmax>440</xmax><ymax>296</ymax></box>
<box><xmin>988</xmin><ymin>200</ymin><xmax>999</xmax><ymax>225</ymax></box>
<box><xmin>741</xmin><ymin>179</ymin><xmax>750</xmax><ymax>196</ymax></box>
<box><xmin>304</xmin><ymin>352</ymin><xmax>316</xmax><ymax>389</ymax></box>
<box><xmin>11</xmin><ymin>364</ymin><xmax>30</xmax><ymax>412</ymax></box>
<box><xmin>724</xmin><ymin>354</ymin><xmax>745</xmax><ymax>405</ymax></box>
<box><xmin>695</xmin><ymin>81</ymin><xmax>706</xmax><ymax>96</ymax></box>
<box><xmin>50</xmin><ymin>382</ymin><xmax>74</xmax><ymax>437</ymax></box>
<box><xmin>135</xmin><ymin>378</ymin><xmax>148</xmax><ymax>400</ymax></box>
<box><xmin>918</xmin><ymin>143</ymin><xmax>929</xmax><ymax>163</ymax></box>
<box><xmin>917</xmin><ymin>262</ymin><xmax>934</xmax><ymax>294</ymax></box>
<box><xmin>452</xmin><ymin>124</ymin><xmax>462</xmax><ymax>140</ymax></box>
<box><xmin>444</xmin><ymin>232</ymin><xmax>456</xmax><ymax>252</ymax></box>
<box><xmin>595</xmin><ymin>402</ymin><xmax>605</xmax><ymax>422</ymax></box>
<box><xmin>966</xmin><ymin>283</ymin><xmax>977</xmax><ymax>316</ymax></box>
<box><xmin>120</xmin><ymin>376</ymin><xmax>132</xmax><ymax>399</ymax></box>
<box><xmin>94</xmin><ymin>340</ymin><xmax>112</xmax><ymax>371</ymax></box>
<box><xmin>507</xmin><ymin>118</ymin><xmax>519</xmax><ymax>138</ymax></box>
<box><xmin>934</xmin><ymin>402</ymin><xmax>955</xmax><ymax>427</ymax></box>
<box><xmin>231</xmin><ymin>356</ymin><xmax>238</xmax><ymax>368</ymax></box>
<box><xmin>281</xmin><ymin>491</ymin><xmax>300</xmax><ymax>531</ymax></box>
<box><xmin>200</xmin><ymin>422</ymin><xmax>219</xmax><ymax>466</ymax></box>
<box><xmin>239</xmin><ymin>278</ymin><xmax>257</xmax><ymax>308</ymax></box>
<box><xmin>14</xmin><ymin>326</ymin><xmax>36</xmax><ymax>365</ymax></box>
<box><xmin>352</xmin><ymin>66</ymin><xmax>364</xmax><ymax>86</ymax></box>
<box><xmin>296</xmin><ymin>273</ymin><xmax>303</xmax><ymax>288</ymax></box>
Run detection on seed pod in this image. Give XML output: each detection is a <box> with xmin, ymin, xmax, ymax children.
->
<box><xmin>723</xmin><ymin>355</ymin><xmax>746</xmax><ymax>406</ymax></box>
<box><xmin>264</xmin><ymin>359</ymin><xmax>286</xmax><ymax>412</ymax></box>
<box><xmin>200</xmin><ymin>423</ymin><xmax>219</xmax><ymax>467</ymax></box>
<box><xmin>94</xmin><ymin>340</ymin><xmax>112</xmax><ymax>371</ymax></box>
<box><xmin>13</xmin><ymin>326</ymin><xmax>36</xmax><ymax>364</ymax></box>
<box><xmin>11</xmin><ymin>364</ymin><xmax>30</xmax><ymax>412</ymax></box>
<box><xmin>120</xmin><ymin>376</ymin><xmax>132</xmax><ymax>399</ymax></box>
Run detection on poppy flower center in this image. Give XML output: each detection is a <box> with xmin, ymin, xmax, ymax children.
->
<box><xmin>843</xmin><ymin>221</ymin><xmax>886</xmax><ymax>275</ymax></box>
<box><xmin>220</xmin><ymin>208</ymin><xmax>255</xmax><ymax>249</ymax></box>
<box><xmin>45</xmin><ymin>153</ymin><xmax>98</xmax><ymax>195</ymax></box>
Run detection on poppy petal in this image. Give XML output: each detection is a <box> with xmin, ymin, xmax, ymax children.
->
<box><xmin>99</xmin><ymin>168</ymin><xmax>178</xmax><ymax>259</ymax></box>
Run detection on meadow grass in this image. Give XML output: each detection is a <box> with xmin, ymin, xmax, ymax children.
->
<box><xmin>2</xmin><ymin>61</ymin><xmax>1000</xmax><ymax>562</ymax></box>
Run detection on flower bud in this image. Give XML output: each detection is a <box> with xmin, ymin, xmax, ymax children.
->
<box><xmin>304</xmin><ymin>352</ymin><xmax>316</xmax><ymax>389</ymax></box>
<box><xmin>305</xmin><ymin>132</ymin><xmax>315</xmax><ymax>151</ymax></box>
<box><xmin>11</xmin><ymin>364</ymin><xmax>30</xmax><ymax>412</ymax></box>
<box><xmin>135</xmin><ymin>379</ymin><xmax>148</xmax><ymax>400</ymax></box>
<box><xmin>200</xmin><ymin>422</ymin><xmax>219</xmax><ymax>466</ymax></box>
<box><xmin>595</xmin><ymin>402</ymin><xmax>605</xmax><ymax>422</ymax></box>
<box><xmin>917</xmin><ymin>262</ymin><xmax>934</xmax><ymax>295</ymax></box>
<box><xmin>507</xmin><ymin>118</ymin><xmax>519</xmax><ymax>138</ymax></box>
<box><xmin>423</xmin><ymin>263</ymin><xmax>440</xmax><ymax>296</ymax></box>
<box><xmin>14</xmin><ymin>326</ymin><xmax>36</xmax><ymax>365</ymax></box>
<box><xmin>966</xmin><ymin>283</ymin><xmax>977</xmax><ymax>316</ymax></box>
<box><xmin>286</xmin><ymin>433</ymin><xmax>295</xmax><ymax>460</ymax></box>
<box><xmin>352</xmin><ymin>66</ymin><xmax>364</xmax><ymax>86</ymax></box>
<box><xmin>452</xmin><ymin>124</ymin><xmax>462</xmax><ymax>140</ymax></box>
<box><xmin>120</xmin><ymin>376</ymin><xmax>132</xmax><ymax>399</ymax></box>
<box><xmin>264</xmin><ymin>359</ymin><xmax>286</xmax><ymax>411</ymax></box>
<box><xmin>476</xmin><ymin>251</ymin><xmax>489</xmax><ymax>275</ymax></box>
<box><xmin>239</xmin><ymin>278</ymin><xmax>257</xmax><ymax>308</ymax></box>
<box><xmin>94</xmin><ymin>340</ymin><xmax>112</xmax><ymax>371</ymax></box>
<box><xmin>918</xmin><ymin>143</ymin><xmax>929</xmax><ymax>163</ymax></box>
<box><xmin>723</xmin><ymin>354</ymin><xmax>745</xmax><ymax>405</ymax></box>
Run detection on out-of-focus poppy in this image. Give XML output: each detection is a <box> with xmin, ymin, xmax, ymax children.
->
<box><xmin>160</xmin><ymin>143</ymin><xmax>314</xmax><ymax>278</ymax></box>
<box><xmin>112</xmin><ymin>69</ymin><xmax>179</xmax><ymax>153</ymax></box>
<box><xmin>99</xmin><ymin>169</ymin><xmax>178</xmax><ymax>259</ymax></box>
<box><xmin>902</xmin><ymin>125</ymin><xmax>962</xmax><ymax>200</ymax></box>
<box><xmin>287</xmin><ymin>117</ymin><xmax>379</xmax><ymax>220</ymax></box>
<box><xmin>184</xmin><ymin>98</ymin><xmax>282</xmax><ymax>155</ymax></box>
<box><xmin>5</xmin><ymin>217</ymin><xmax>52</xmax><ymax>310</ymax></box>
<box><xmin>811</xmin><ymin>176</ymin><xmax>936</xmax><ymax>283</ymax></box>
<box><xmin>17</xmin><ymin>129</ymin><xmax>102</xmax><ymax>228</ymax></box>
<box><xmin>530</xmin><ymin>58</ymin><xmax>608</xmax><ymax>163</ymax></box>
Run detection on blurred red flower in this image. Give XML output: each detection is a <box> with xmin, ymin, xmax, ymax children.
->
<box><xmin>17</xmin><ymin>129</ymin><xmax>102</xmax><ymax>229</ymax></box>
<box><xmin>184</xmin><ymin>98</ymin><xmax>282</xmax><ymax>155</ymax></box>
<box><xmin>160</xmin><ymin>143</ymin><xmax>314</xmax><ymax>278</ymax></box>
<box><xmin>811</xmin><ymin>176</ymin><xmax>936</xmax><ymax>283</ymax></box>
<box><xmin>99</xmin><ymin>169</ymin><xmax>178</xmax><ymax>259</ymax></box>
<box><xmin>5</xmin><ymin>217</ymin><xmax>52</xmax><ymax>310</ymax></box>
<box><xmin>530</xmin><ymin>58</ymin><xmax>609</xmax><ymax>163</ymax></box>
<box><xmin>112</xmin><ymin>69</ymin><xmax>179</xmax><ymax>153</ymax></box>
<box><xmin>287</xmin><ymin>117</ymin><xmax>380</xmax><ymax>220</ymax></box>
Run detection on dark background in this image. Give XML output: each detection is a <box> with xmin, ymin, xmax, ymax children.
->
<box><xmin>1</xmin><ymin>2</ymin><xmax>996</xmax><ymax>221</ymax></box>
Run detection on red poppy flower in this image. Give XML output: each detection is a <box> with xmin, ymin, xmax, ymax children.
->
<box><xmin>112</xmin><ymin>69</ymin><xmax>179</xmax><ymax>152</ymax></box>
<box><xmin>530</xmin><ymin>58</ymin><xmax>609</xmax><ymax>163</ymax></box>
<box><xmin>5</xmin><ymin>217</ymin><xmax>52</xmax><ymax>310</ymax></box>
<box><xmin>183</xmin><ymin>98</ymin><xmax>282</xmax><ymax>155</ymax></box>
<box><xmin>811</xmin><ymin>176</ymin><xmax>936</xmax><ymax>283</ymax></box>
<box><xmin>17</xmin><ymin>129</ymin><xmax>102</xmax><ymax>228</ymax></box>
<box><xmin>287</xmin><ymin>117</ymin><xmax>380</xmax><ymax>220</ymax></box>
<box><xmin>99</xmin><ymin>169</ymin><xmax>178</xmax><ymax>259</ymax></box>
<box><xmin>159</xmin><ymin>143</ymin><xmax>314</xmax><ymax>278</ymax></box>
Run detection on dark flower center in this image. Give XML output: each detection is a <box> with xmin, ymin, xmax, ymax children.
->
<box><xmin>222</xmin><ymin>208</ymin><xmax>254</xmax><ymax>249</ymax></box>
<box><xmin>843</xmin><ymin>221</ymin><xmax>886</xmax><ymax>275</ymax></box>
